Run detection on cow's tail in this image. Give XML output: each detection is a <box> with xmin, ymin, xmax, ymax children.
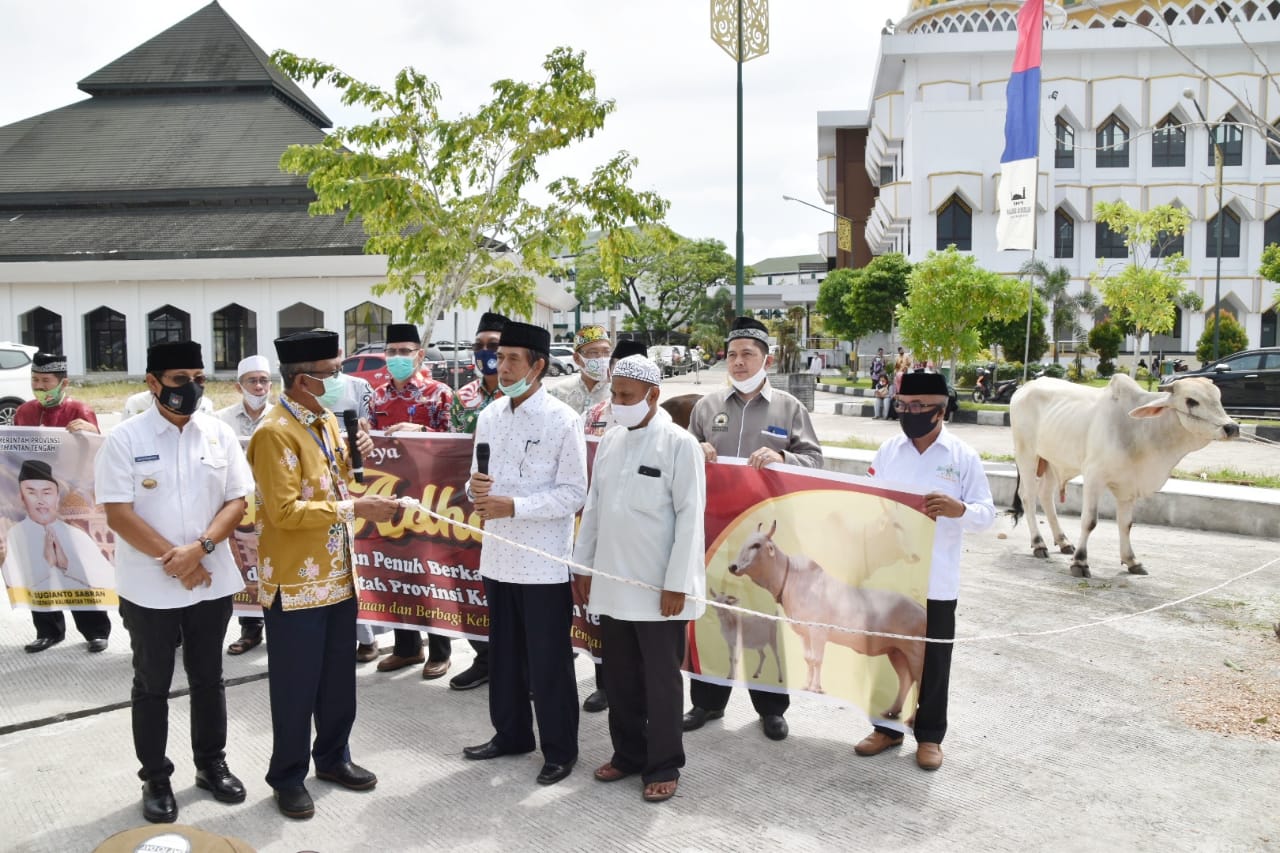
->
<box><xmin>1008</xmin><ymin>467</ymin><xmax>1024</xmax><ymax>527</ymax></box>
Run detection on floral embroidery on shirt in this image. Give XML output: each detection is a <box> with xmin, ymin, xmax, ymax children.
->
<box><xmin>300</xmin><ymin>480</ymin><xmax>315</xmax><ymax>501</ymax></box>
<box><xmin>281</xmin><ymin>448</ymin><xmax>299</xmax><ymax>471</ymax></box>
<box><xmin>260</xmin><ymin>556</ymin><xmax>273</xmax><ymax>581</ymax></box>
<box><xmin>299</xmin><ymin>557</ymin><xmax>320</xmax><ymax>580</ymax></box>
<box><xmin>325</xmin><ymin>532</ymin><xmax>342</xmax><ymax>555</ymax></box>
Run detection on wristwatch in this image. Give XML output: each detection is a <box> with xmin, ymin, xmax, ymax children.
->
<box><xmin>199</xmin><ymin>537</ymin><xmax>216</xmax><ymax>554</ymax></box>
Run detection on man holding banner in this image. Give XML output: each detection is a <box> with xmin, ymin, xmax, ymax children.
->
<box><xmin>858</xmin><ymin>371</ymin><xmax>995</xmax><ymax>771</ymax></box>
<box><xmin>463</xmin><ymin>321</ymin><xmax>587</xmax><ymax>787</ymax></box>
<box><xmin>573</xmin><ymin>355</ymin><xmax>705</xmax><ymax>804</ymax></box>
<box><xmin>683</xmin><ymin>316</ymin><xmax>823</xmax><ymax>742</ymax></box>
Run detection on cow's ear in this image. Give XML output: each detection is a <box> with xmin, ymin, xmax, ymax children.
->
<box><xmin>1129</xmin><ymin>393</ymin><xmax>1172</xmax><ymax>418</ymax></box>
<box><xmin>727</xmin><ymin>595</ymin><xmax>738</xmax><ymax>605</ymax></box>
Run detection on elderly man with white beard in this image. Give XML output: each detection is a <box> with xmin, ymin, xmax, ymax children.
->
<box><xmin>572</xmin><ymin>355</ymin><xmax>706</xmax><ymax>804</ymax></box>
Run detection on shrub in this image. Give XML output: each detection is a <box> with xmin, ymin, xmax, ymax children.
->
<box><xmin>1041</xmin><ymin>363</ymin><xmax>1067</xmax><ymax>379</ymax></box>
<box><xmin>1097</xmin><ymin>360</ymin><xmax>1116</xmax><ymax>377</ymax></box>
<box><xmin>1196</xmin><ymin>311</ymin><xmax>1249</xmax><ymax>363</ymax></box>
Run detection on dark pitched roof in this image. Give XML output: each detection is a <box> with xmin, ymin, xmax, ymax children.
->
<box><xmin>0</xmin><ymin>205</ymin><xmax>369</xmax><ymax>261</ymax></box>
<box><xmin>78</xmin><ymin>1</ymin><xmax>329</xmax><ymax>128</ymax></box>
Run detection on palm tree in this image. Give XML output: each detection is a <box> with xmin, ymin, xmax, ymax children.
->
<box><xmin>1020</xmin><ymin>259</ymin><xmax>1096</xmax><ymax>364</ymax></box>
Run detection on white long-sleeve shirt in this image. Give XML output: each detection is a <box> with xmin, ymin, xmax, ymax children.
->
<box><xmin>868</xmin><ymin>427</ymin><xmax>995</xmax><ymax>600</ymax></box>
<box><xmin>572</xmin><ymin>408</ymin><xmax>707</xmax><ymax>622</ymax></box>
<box><xmin>471</xmin><ymin>387</ymin><xmax>587</xmax><ymax>584</ymax></box>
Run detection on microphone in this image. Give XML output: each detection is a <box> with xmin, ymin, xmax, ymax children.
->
<box><xmin>475</xmin><ymin>442</ymin><xmax>490</xmax><ymax>476</ymax></box>
<box><xmin>343</xmin><ymin>409</ymin><xmax>364</xmax><ymax>484</ymax></box>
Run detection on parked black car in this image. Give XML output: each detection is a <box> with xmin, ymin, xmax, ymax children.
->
<box><xmin>1172</xmin><ymin>347</ymin><xmax>1280</xmax><ymax>412</ymax></box>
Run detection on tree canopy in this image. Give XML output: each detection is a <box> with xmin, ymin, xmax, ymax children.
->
<box><xmin>272</xmin><ymin>47</ymin><xmax>668</xmax><ymax>338</ymax></box>
<box><xmin>1196</xmin><ymin>311</ymin><xmax>1249</xmax><ymax>363</ymax></box>
<box><xmin>977</xmin><ymin>291</ymin><xmax>1050</xmax><ymax>364</ymax></box>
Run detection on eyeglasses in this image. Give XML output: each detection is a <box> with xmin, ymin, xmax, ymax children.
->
<box><xmin>899</xmin><ymin>401</ymin><xmax>941</xmax><ymax>414</ymax></box>
<box><xmin>473</xmin><ymin>342</ymin><xmax>500</xmax><ymax>353</ymax></box>
<box><xmin>240</xmin><ymin>376</ymin><xmax>272</xmax><ymax>387</ymax></box>
<box><xmin>164</xmin><ymin>374</ymin><xmax>207</xmax><ymax>387</ymax></box>
<box><xmin>385</xmin><ymin>347</ymin><xmax>420</xmax><ymax>357</ymax></box>
<box><xmin>307</xmin><ymin>368</ymin><xmax>342</xmax><ymax>380</ymax></box>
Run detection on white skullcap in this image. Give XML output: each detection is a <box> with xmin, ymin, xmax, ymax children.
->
<box><xmin>236</xmin><ymin>355</ymin><xmax>271</xmax><ymax>378</ymax></box>
<box><xmin>611</xmin><ymin>355</ymin><xmax>662</xmax><ymax>386</ymax></box>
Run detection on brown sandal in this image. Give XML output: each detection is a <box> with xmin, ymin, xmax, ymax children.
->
<box><xmin>593</xmin><ymin>762</ymin><xmax>631</xmax><ymax>782</ymax></box>
<box><xmin>226</xmin><ymin>632</ymin><xmax>263</xmax><ymax>655</ymax></box>
<box><xmin>642</xmin><ymin>780</ymin><xmax>678</xmax><ymax>802</ymax></box>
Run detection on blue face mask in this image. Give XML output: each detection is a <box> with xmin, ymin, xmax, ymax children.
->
<box><xmin>308</xmin><ymin>374</ymin><xmax>345</xmax><ymax>409</ymax></box>
<box><xmin>475</xmin><ymin>351</ymin><xmax>499</xmax><ymax>376</ymax></box>
<box><xmin>498</xmin><ymin>369</ymin><xmax>536</xmax><ymax>399</ymax></box>
<box><xmin>385</xmin><ymin>356</ymin><xmax>418</xmax><ymax>382</ymax></box>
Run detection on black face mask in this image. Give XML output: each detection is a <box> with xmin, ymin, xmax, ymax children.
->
<box><xmin>899</xmin><ymin>406</ymin><xmax>941</xmax><ymax>439</ymax></box>
<box><xmin>157</xmin><ymin>380</ymin><xmax>204</xmax><ymax>417</ymax></box>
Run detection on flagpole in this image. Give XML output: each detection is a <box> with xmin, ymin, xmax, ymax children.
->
<box><xmin>1022</xmin><ymin>196</ymin><xmax>1038</xmax><ymax>383</ymax></box>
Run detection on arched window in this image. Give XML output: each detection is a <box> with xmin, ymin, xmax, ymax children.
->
<box><xmin>1265</xmin><ymin>211</ymin><xmax>1280</xmax><ymax>247</ymax></box>
<box><xmin>935</xmin><ymin>195</ymin><xmax>972</xmax><ymax>251</ymax></box>
<box><xmin>148</xmin><ymin>305</ymin><xmax>190</xmax><ymax>347</ymax></box>
<box><xmin>213</xmin><ymin>303</ymin><xmax>257</xmax><ymax>371</ymax></box>
<box><xmin>20</xmin><ymin>307</ymin><xmax>62</xmax><ymax>354</ymax></box>
<box><xmin>1054</xmin><ymin>208</ymin><xmax>1074</xmax><ymax>258</ymax></box>
<box><xmin>1211</xmin><ymin>113</ymin><xmax>1244</xmax><ymax>167</ymax></box>
<box><xmin>345</xmin><ymin>302</ymin><xmax>392</xmax><ymax>353</ymax></box>
<box><xmin>1096</xmin><ymin>115</ymin><xmax>1130</xmax><ymax>168</ymax></box>
<box><xmin>1054</xmin><ymin>117</ymin><xmax>1075</xmax><ymax>169</ymax></box>
<box><xmin>85</xmin><ymin>307</ymin><xmax>127</xmax><ymax>372</ymax></box>
<box><xmin>1151</xmin><ymin>228</ymin><xmax>1185</xmax><ymax>258</ymax></box>
<box><xmin>278</xmin><ymin>302</ymin><xmax>324</xmax><ymax>338</ymax></box>
<box><xmin>1151</xmin><ymin>114</ymin><xmax>1186</xmax><ymax>167</ymax></box>
<box><xmin>1267</xmin><ymin>122</ymin><xmax>1280</xmax><ymax>166</ymax></box>
<box><xmin>1206</xmin><ymin>209</ymin><xmax>1241</xmax><ymax>257</ymax></box>
<box><xmin>1095</xmin><ymin>221</ymin><xmax>1128</xmax><ymax>259</ymax></box>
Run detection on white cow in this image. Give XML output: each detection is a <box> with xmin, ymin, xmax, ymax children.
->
<box><xmin>1009</xmin><ymin>374</ymin><xmax>1238</xmax><ymax>578</ymax></box>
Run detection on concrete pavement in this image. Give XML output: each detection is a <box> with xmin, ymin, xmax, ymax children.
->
<box><xmin>2</xmin><ymin>367</ymin><xmax>1278</xmax><ymax>851</ymax></box>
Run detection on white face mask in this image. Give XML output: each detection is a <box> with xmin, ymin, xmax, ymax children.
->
<box><xmin>243</xmin><ymin>391</ymin><xmax>270</xmax><ymax>411</ymax></box>
<box><xmin>582</xmin><ymin>356</ymin><xmax>609</xmax><ymax>382</ymax></box>
<box><xmin>730</xmin><ymin>367</ymin><xmax>767</xmax><ymax>395</ymax></box>
<box><xmin>611</xmin><ymin>396</ymin><xmax>654</xmax><ymax>429</ymax></box>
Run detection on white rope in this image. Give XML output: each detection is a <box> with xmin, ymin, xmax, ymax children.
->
<box><xmin>394</xmin><ymin>497</ymin><xmax>1279</xmax><ymax>646</ymax></box>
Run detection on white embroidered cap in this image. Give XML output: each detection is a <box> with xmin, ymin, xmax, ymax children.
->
<box><xmin>236</xmin><ymin>355</ymin><xmax>271</xmax><ymax>378</ymax></box>
<box><xmin>611</xmin><ymin>355</ymin><xmax>662</xmax><ymax>386</ymax></box>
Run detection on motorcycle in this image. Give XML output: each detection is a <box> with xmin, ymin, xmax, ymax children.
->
<box><xmin>1171</xmin><ymin>357</ymin><xmax>1190</xmax><ymax>373</ymax></box>
<box><xmin>971</xmin><ymin>367</ymin><xmax>1019</xmax><ymax>404</ymax></box>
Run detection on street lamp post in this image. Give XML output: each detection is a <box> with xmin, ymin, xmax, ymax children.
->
<box><xmin>781</xmin><ymin>194</ymin><xmax>857</xmax><ymax>264</ymax></box>
<box><xmin>1184</xmin><ymin>89</ymin><xmax>1224</xmax><ymax>362</ymax></box>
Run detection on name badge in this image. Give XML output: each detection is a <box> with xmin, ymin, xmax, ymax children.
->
<box><xmin>135</xmin><ymin>454</ymin><xmax>160</xmax><ymax>462</ymax></box>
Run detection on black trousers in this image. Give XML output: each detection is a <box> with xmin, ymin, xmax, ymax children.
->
<box><xmin>484</xmin><ymin>578</ymin><xmax>578</xmax><ymax>765</ymax></box>
<box><xmin>238</xmin><ymin>614</ymin><xmax>264</xmax><ymax>632</ymax></box>
<box><xmin>876</xmin><ymin>598</ymin><xmax>956</xmax><ymax>744</ymax></box>
<box><xmin>467</xmin><ymin>639</ymin><xmax>489</xmax><ymax>673</ymax></box>
<box><xmin>118</xmin><ymin>595</ymin><xmax>233</xmax><ymax>781</ymax></box>
<box><xmin>392</xmin><ymin>628</ymin><xmax>453</xmax><ymax>661</ymax></box>
<box><xmin>32</xmin><ymin>608</ymin><xmax>111</xmax><ymax>641</ymax></box>
<box><xmin>690</xmin><ymin>677</ymin><xmax>790</xmax><ymax>717</ymax></box>
<box><xmin>263</xmin><ymin>595</ymin><xmax>359</xmax><ymax>789</ymax></box>
<box><xmin>601</xmin><ymin>616</ymin><xmax>687</xmax><ymax>784</ymax></box>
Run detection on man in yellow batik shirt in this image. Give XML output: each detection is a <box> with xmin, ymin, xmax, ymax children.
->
<box><xmin>247</xmin><ymin>330</ymin><xmax>399</xmax><ymax>821</ymax></box>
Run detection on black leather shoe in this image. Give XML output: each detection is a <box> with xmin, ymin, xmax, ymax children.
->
<box><xmin>195</xmin><ymin>760</ymin><xmax>246</xmax><ymax>803</ymax></box>
<box><xmin>463</xmin><ymin>738</ymin><xmax>532</xmax><ymax>761</ymax></box>
<box><xmin>582</xmin><ymin>689</ymin><xmax>608</xmax><ymax>713</ymax></box>
<box><xmin>87</xmin><ymin>638</ymin><xmax>109</xmax><ymax>653</ymax></box>
<box><xmin>761</xmin><ymin>714</ymin><xmax>789</xmax><ymax>741</ymax></box>
<box><xmin>141</xmin><ymin>779</ymin><xmax>178</xmax><ymax>823</ymax></box>
<box><xmin>315</xmin><ymin>761</ymin><xmax>377</xmax><ymax>791</ymax></box>
<box><xmin>682</xmin><ymin>706</ymin><xmax>724</xmax><ymax>732</ymax></box>
<box><xmin>536</xmin><ymin>759</ymin><xmax>576</xmax><ymax>786</ymax></box>
<box><xmin>23</xmin><ymin>637</ymin><xmax>62</xmax><ymax>653</ymax></box>
<box><xmin>274</xmin><ymin>785</ymin><xmax>314</xmax><ymax>820</ymax></box>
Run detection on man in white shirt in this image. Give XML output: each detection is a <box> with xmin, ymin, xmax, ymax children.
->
<box><xmin>462</xmin><ymin>321</ymin><xmax>588</xmax><ymax>787</ymax></box>
<box><xmin>573</xmin><ymin>356</ymin><xmax>705</xmax><ymax>804</ymax></box>
<box><xmin>216</xmin><ymin>354</ymin><xmax>273</xmax><ymax>656</ymax></box>
<box><xmin>3</xmin><ymin>459</ymin><xmax>114</xmax><ymax>593</ymax></box>
<box><xmin>95</xmin><ymin>341</ymin><xmax>254</xmax><ymax>824</ymax></box>
<box><xmin>859</xmin><ymin>371</ymin><xmax>995</xmax><ymax>771</ymax></box>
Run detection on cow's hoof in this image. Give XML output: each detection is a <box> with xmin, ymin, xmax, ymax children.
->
<box><xmin>1127</xmin><ymin>564</ymin><xmax>1148</xmax><ymax>576</ymax></box>
<box><xmin>1032</xmin><ymin>546</ymin><xmax>1050</xmax><ymax>559</ymax></box>
<box><xmin>1070</xmin><ymin>564</ymin><xmax>1091</xmax><ymax>579</ymax></box>
<box><xmin>1059</xmin><ymin>544</ymin><xmax>1076</xmax><ymax>555</ymax></box>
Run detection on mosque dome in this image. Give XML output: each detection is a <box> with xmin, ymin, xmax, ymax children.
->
<box><xmin>899</xmin><ymin>0</ymin><xmax>1280</xmax><ymax>35</ymax></box>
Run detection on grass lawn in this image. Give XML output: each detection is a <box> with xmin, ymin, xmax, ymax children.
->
<box><xmin>69</xmin><ymin>380</ymin><xmax>244</xmax><ymax>413</ymax></box>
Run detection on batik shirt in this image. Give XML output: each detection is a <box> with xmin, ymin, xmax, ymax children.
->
<box><xmin>370</xmin><ymin>375</ymin><xmax>453</xmax><ymax>432</ymax></box>
<box><xmin>548</xmin><ymin>373</ymin><xmax>610</xmax><ymax>416</ymax></box>
<box><xmin>246</xmin><ymin>396</ymin><xmax>357</xmax><ymax>611</ymax></box>
<box><xmin>449</xmin><ymin>377</ymin><xmax>503</xmax><ymax>435</ymax></box>
<box><xmin>582</xmin><ymin>399</ymin><xmax>615</xmax><ymax>437</ymax></box>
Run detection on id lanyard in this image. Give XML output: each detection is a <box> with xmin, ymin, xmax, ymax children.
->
<box><xmin>279</xmin><ymin>396</ymin><xmax>351</xmax><ymax>503</ymax></box>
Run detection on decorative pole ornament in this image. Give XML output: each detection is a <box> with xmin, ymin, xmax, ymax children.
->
<box><xmin>710</xmin><ymin>0</ymin><xmax>769</xmax><ymax>315</ymax></box>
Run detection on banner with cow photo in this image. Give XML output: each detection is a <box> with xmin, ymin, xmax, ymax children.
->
<box><xmin>691</xmin><ymin>460</ymin><xmax>934</xmax><ymax>732</ymax></box>
<box><xmin>0</xmin><ymin>428</ymin><xmax>118</xmax><ymax>611</ymax></box>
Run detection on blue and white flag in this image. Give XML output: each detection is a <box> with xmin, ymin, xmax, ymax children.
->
<box><xmin>997</xmin><ymin>1</ymin><xmax>1044</xmax><ymax>251</ymax></box>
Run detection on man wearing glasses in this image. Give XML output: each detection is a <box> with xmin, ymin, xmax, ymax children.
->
<box><xmin>95</xmin><ymin>340</ymin><xmax>254</xmax><ymax>823</ymax></box>
<box><xmin>858</xmin><ymin>371</ymin><xmax>994</xmax><ymax>772</ymax></box>
<box><xmin>217</xmin><ymin>354</ymin><xmax>275</xmax><ymax>656</ymax></box>
<box><xmin>549</xmin><ymin>324</ymin><xmax>612</xmax><ymax>416</ymax></box>
<box><xmin>369</xmin><ymin>323</ymin><xmax>455</xmax><ymax>679</ymax></box>
<box><xmin>446</xmin><ymin>311</ymin><xmax>508</xmax><ymax>690</ymax></box>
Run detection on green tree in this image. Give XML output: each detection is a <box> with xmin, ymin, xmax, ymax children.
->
<box><xmin>977</xmin><ymin>292</ymin><xmax>1050</xmax><ymax>364</ymax></box>
<box><xmin>574</xmin><ymin>227</ymin><xmax>739</xmax><ymax>344</ymax></box>
<box><xmin>897</xmin><ymin>247</ymin><xmax>1026</xmax><ymax>375</ymax></box>
<box><xmin>1088</xmin><ymin>319</ymin><xmax>1124</xmax><ymax>377</ymax></box>
<box><xmin>272</xmin><ymin>48</ymin><xmax>668</xmax><ymax>338</ymax></box>
<box><xmin>1196</xmin><ymin>310</ymin><xmax>1250</xmax><ymax>363</ymax></box>
<box><xmin>1019</xmin><ymin>259</ymin><xmax>1098</xmax><ymax>363</ymax></box>
<box><xmin>769</xmin><ymin>306</ymin><xmax>807</xmax><ymax>373</ymax></box>
<box><xmin>1261</xmin><ymin>244</ymin><xmax>1280</xmax><ymax>299</ymax></box>
<box><xmin>815</xmin><ymin>267</ymin><xmax>861</xmax><ymax>343</ymax></box>
<box><xmin>1091</xmin><ymin>201</ymin><xmax>1201</xmax><ymax>374</ymax></box>
<box><xmin>686</xmin><ymin>286</ymin><xmax>735</xmax><ymax>356</ymax></box>
<box><xmin>846</xmin><ymin>252</ymin><xmax>911</xmax><ymax>343</ymax></box>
